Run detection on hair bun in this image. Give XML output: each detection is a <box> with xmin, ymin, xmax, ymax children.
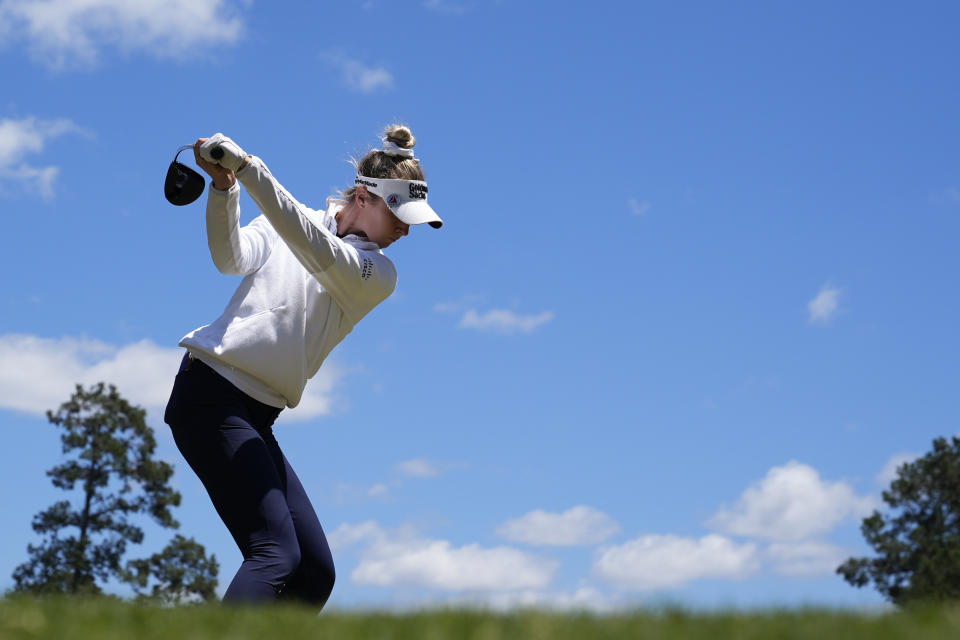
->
<box><xmin>384</xmin><ymin>124</ymin><xmax>416</xmax><ymax>150</ymax></box>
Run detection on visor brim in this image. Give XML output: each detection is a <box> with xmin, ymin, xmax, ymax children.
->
<box><xmin>392</xmin><ymin>199</ymin><xmax>443</xmax><ymax>229</ymax></box>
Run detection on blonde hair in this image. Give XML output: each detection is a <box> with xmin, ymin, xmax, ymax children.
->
<box><xmin>341</xmin><ymin>124</ymin><xmax>425</xmax><ymax>202</ymax></box>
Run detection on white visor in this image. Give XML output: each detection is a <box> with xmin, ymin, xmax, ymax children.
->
<box><xmin>355</xmin><ymin>175</ymin><xmax>443</xmax><ymax>229</ymax></box>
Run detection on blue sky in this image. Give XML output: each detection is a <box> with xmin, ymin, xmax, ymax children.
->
<box><xmin>1</xmin><ymin>0</ymin><xmax>958</xmax><ymax>610</ymax></box>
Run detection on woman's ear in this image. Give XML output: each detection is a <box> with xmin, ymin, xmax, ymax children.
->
<box><xmin>355</xmin><ymin>185</ymin><xmax>369</xmax><ymax>208</ymax></box>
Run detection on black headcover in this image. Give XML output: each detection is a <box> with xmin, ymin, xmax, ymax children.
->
<box><xmin>164</xmin><ymin>145</ymin><xmax>205</xmax><ymax>206</ymax></box>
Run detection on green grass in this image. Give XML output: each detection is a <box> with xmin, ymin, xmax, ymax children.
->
<box><xmin>3</xmin><ymin>597</ymin><xmax>960</xmax><ymax>640</ymax></box>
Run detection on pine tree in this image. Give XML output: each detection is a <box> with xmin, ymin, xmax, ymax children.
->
<box><xmin>125</xmin><ymin>534</ymin><xmax>219</xmax><ymax>604</ymax></box>
<box><xmin>12</xmin><ymin>382</ymin><xmax>217</xmax><ymax>600</ymax></box>
<box><xmin>838</xmin><ymin>436</ymin><xmax>960</xmax><ymax>605</ymax></box>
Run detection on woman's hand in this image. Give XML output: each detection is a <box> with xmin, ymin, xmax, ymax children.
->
<box><xmin>194</xmin><ymin>137</ymin><xmax>236</xmax><ymax>191</ymax></box>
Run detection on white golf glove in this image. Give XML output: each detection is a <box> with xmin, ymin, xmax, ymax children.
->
<box><xmin>198</xmin><ymin>133</ymin><xmax>248</xmax><ymax>172</ymax></box>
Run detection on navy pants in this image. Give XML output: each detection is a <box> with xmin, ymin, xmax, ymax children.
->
<box><xmin>164</xmin><ymin>354</ymin><xmax>335</xmax><ymax>609</ymax></box>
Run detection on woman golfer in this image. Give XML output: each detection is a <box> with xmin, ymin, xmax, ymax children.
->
<box><xmin>163</xmin><ymin>125</ymin><xmax>441</xmax><ymax>609</ymax></box>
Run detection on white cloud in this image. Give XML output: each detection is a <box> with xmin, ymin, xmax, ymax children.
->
<box><xmin>354</xmin><ymin>542</ymin><xmax>555</xmax><ymax>592</ymax></box>
<box><xmin>807</xmin><ymin>284</ymin><xmax>841</xmax><ymax>324</ymax></box>
<box><xmin>929</xmin><ymin>187</ymin><xmax>960</xmax><ymax>206</ymax></box>
<box><xmin>0</xmin><ymin>163</ymin><xmax>59</xmax><ymax>198</ymax></box>
<box><xmin>0</xmin><ymin>117</ymin><xmax>79</xmax><ymax>164</ymax></box>
<box><xmin>433</xmin><ymin>294</ymin><xmax>486</xmax><ymax>315</ymax></box>
<box><xmin>445</xmin><ymin>586</ymin><xmax>619</xmax><ymax>612</ymax></box>
<box><xmin>594</xmin><ymin>534</ymin><xmax>759</xmax><ymax>590</ymax></box>
<box><xmin>321</xmin><ymin>52</ymin><xmax>393</xmax><ymax>93</ymax></box>
<box><xmin>328</xmin><ymin>520</ymin><xmax>390</xmax><ymax>549</ymax></box>
<box><xmin>367</xmin><ymin>483</ymin><xmax>389</xmax><ymax>497</ymax></box>
<box><xmin>396</xmin><ymin>458</ymin><xmax>443</xmax><ymax>478</ymax></box>
<box><xmin>876</xmin><ymin>452</ymin><xmax>920</xmax><ymax>487</ymax></box>
<box><xmin>0</xmin><ymin>116</ymin><xmax>83</xmax><ymax>198</ymax></box>
<box><xmin>282</xmin><ymin>359</ymin><xmax>345</xmax><ymax>422</ymax></box>
<box><xmin>629</xmin><ymin>198</ymin><xmax>651</xmax><ymax>216</ymax></box>
<box><xmin>496</xmin><ymin>506</ymin><xmax>620</xmax><ymax>546</ymax></box>
<box><xmin>0</xmin><ymin>0</ymin><xmax>245</xmax><ymax>69</ymax></box>
<box><xmin>0</xmin><ymin>333</ymin><xmax>343</xmax><ymax>422</ymax></box>
<box><xmin>0</xmin><ymin>334</ymin><xmax>180</xmax><ymax>415</ymax></box>
<box><xmin>766</xmin><ymin>541</ymin><xmax>849</xmax><ymax>577</ymax></box>
<box><xmin>329</xmin><ymin>521</ymin><xmax>557</xmax><ymax>592</ymax></box>
<box><xmin>709</xmin><ymin>461</ymin><xmax>876</xmax><ymax>541</ymax></box>
<box><xmin>459</xmin><ymin>309</ymin><xmax>554</xmax><ymax>335</ymax></box>
<box><xmin>423</xmin><ymin>0</ymin><xmax>470</xmax><ymax>14</ymax></box>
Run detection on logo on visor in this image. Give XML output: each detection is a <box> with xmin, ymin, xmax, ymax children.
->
<box><xmin>387</xmin><ymin>193</ymin><xmax>400</xmax><ymax>206</ymax></box>
<box><xmin>408</xmin><ymin>183</ymin><xmax>428</xmax><ymax>200</ymax></box>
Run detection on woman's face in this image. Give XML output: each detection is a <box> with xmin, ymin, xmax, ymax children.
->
<box><xmin>364</xmin><ymin>197</ymin><xmax>410</xmax><ymax>248</ymax></box>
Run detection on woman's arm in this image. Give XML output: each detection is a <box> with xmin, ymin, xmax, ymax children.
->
<box><xmin>195</xmin><ymin>134</ymin><xmax>396</xmax><ymax>318</ymax></box>
<box><xmin>235</xmin><ymin>155</ymin><xmax>397</xmax><ymax>320</ymax></box>
<box><xmin>204</xmin><ymin>184</ymin><xmax>276</xmax><ymax>275</ymax></box>
<box><xmin>194</xmin><ymin>140</ymin><xmax>274</xmax><ymax>276</ymax></box>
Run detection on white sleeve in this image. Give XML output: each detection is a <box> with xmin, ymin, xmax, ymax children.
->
<box><xmin>205</xmin><ymin>182</ymin><xmax>276</xmax><ymax>276</ymax></box>
<box><xmin>235</xmin><ymin>156</ymin><xmax>398</xmax><ymax>320</ymax></box>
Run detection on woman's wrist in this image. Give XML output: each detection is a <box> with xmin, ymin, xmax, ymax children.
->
<box><xmin>211</xmin><ymin>155</ymin><xmax>250</xmax><ymax>190</ymax></box>
<box><xmin>212</xmin><ymin>175</ymin><xmax>236</xmax><ymax>191</ymax></box>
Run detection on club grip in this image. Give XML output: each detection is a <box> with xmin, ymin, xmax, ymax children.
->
<box><xmin>210</xmin><ymin>146</ymin><xmax>224</xmax><ymax>160</ymax></box>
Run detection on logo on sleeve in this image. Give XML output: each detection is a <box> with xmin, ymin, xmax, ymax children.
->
<box><xmin>361</xmin><ymin>257</ymin><xmax>374</xmax><ymax>280</ymax></box>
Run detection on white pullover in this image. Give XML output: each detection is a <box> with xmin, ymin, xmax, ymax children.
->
<box><xmin>179</xmin><ymin>156</ymin><xmax>397</xmax><ymax>409</ymax></box>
